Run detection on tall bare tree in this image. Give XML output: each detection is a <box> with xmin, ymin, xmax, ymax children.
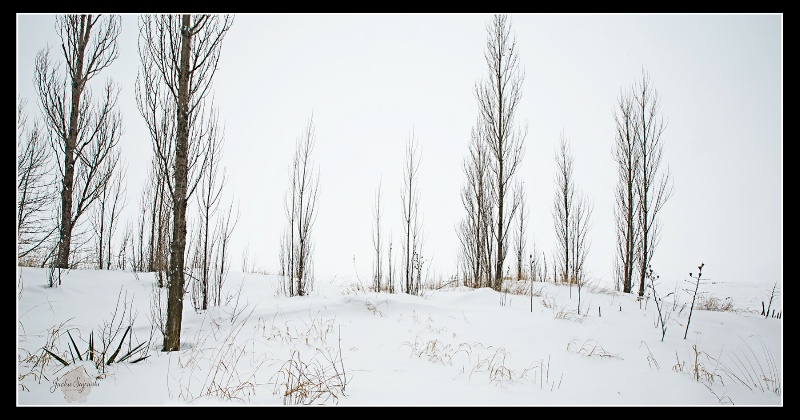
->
<box><xmin>634</xmin><ymin>69</ymin><xmax>673</xmax><ymax>298</ymax></box>
<box><xmin>457</xmin><ymin>123</ymin><xmax>495</xmax><ymax>289</ymax></box>
<box><xmin>193</xmin><ymin>106</ymin><xmax>225</xmax><ymax>310</ymax></box>
<box><xmin>474</xmin><ymin>14</ymin><xmax>527</xmax><ymax>291</ymax></box>
<box><xmin>282</xmin><ymin>116</ymin><xmax>320</xmax><ymax>297</ymax></box>
<box><xmin>553</xmin><ymin>132</ymin><xmax>576</xmax><ymax>285</ymax></box>
<box><xmin>137</xmin><ymin>14</ymin><xmax>233</xmax><ymax>352</ymax></box>
<box><xmin>17</xmin><ymin>98</ymin><xmax>57</xmax><ymax>266</ymax></box>
<box><xmin>612</xmin><ymin>85</ymin><xmax>640</xmax><ymax>294</ymax></box>
<box><xmin>571</xmin><ymin>189</ymin><xmax>593</xmax><ymax>308</ymax></box>
<box><xmin>34</xmin><ymin>14</ymin><xmax>123</xmax><ymax>270</ymax></box>
<box><xmin>401</xmin><ymin>131</ymin><xmax>424</xmax><ymax>295</ymax></box>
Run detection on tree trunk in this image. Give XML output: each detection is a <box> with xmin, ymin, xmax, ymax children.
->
<box><xmin>163</xmin><ymin>14</ymin><xmax>192</xmax><ymax>352</ymax></box>
<box><xmin>55</xmin><ymin>24</ymin><xmax>88</xmax><ymax>269</ymax></box>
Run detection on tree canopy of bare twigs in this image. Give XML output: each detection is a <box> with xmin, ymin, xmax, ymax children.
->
<box><xmin>634</xmin><ymin>69</ymin><xmax>673</xmax><ymax>297</ymax></box>
<box><xmin>372</xmin><ymin>181</ymin><xmax>384</xmax><ymax>292</ymax></box>
<box><xmin>461</xmin><ymin>14</ymin><xmax>527</xmax><ymax>291</ymax></box>
<box><xmin>401</xmin><ymin>131</ymin><xmax>424</xmax><ymax>296</ymax></box>
<box><xmin>190</xmin><ymin>106</ymin><xmax>227</xmax><ymax>311</ymax></box>
<box><xmin>457</xmin><ymin>122</ymin><xmax>495</xmax><ymax>289</ymax></box>
<box><xmin>282</xmin><ymin>116</ymin><xmax>321</xmax><ymax>297</ymax></box>
<box><xmin>17</xmin><ymin>98</ymin><xmax>57</xmax><ymax>266</ymax></box>
<box><xmin>553</xmin><ymin>133</ymin><xmax>576</xmax><ymax>285</ymax></box>
<box><xmin>136</xmin><ymin>14</ymin><xmax>233</xmax><ymax>352</ymax></box>
<box><xmin>513</xmin><ymin>182</ymin><xmax>528</xmax><ymax>282</ymax></box>
<box><xmin>91</xmin><ymin>159</ymin><xmax>127</xmax><ymax>270</ymax></box>
<box><xmin>613</xmin><ymin>85</ymin><xmax>640</xmax><ymax>294</ymax></box>
<box><xmin>552</xmin><ymin>132</ymin><xmax>593</xmax><ymax>300</ymax></box>
<box><xmin>34</xmin><ymin>14</ymin><xmax>123</xmax><ymax>270</ymax></box>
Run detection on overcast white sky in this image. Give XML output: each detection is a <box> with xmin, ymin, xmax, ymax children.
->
<box><xmin>16</xmin><ymin>13</ymin><xmax>782</xmax><ymax>291</ymax></box>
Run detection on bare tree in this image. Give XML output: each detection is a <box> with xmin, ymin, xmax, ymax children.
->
<box><xmin>612</xmin><ymin>85</ymin><xmax>641</xmax><ymax>294</ymax></box>
<box><xmin>553</xmin><ymin>132</ymin><xmax>576</xmax><ymax>285</ymax></box>
<box><xmin>34</xmin><ymin>14</ymin><xmax>123</xmax><ymax>270</ymax></box>
<box><xmin>473</xmin><ymin>14</ymin><xmax>527</xmax><ymax>291</ymax></box>
<box><xmin>634</xmin><ymin>69</ymin><xmax>674</xmax><ymax>298</ymax></box>
<box><xmin>137</xmin><ymin>14</ymin><xmax>233</xmax><ymax>352</ymax></box>
<box><xmin>372</xmin><ymin>182</ymin><xmax>384</xmax><ymax>292</ymax></box>
<box><xmin>117</xmin><ymin>220</ymin><xmax>133</xmax><ymax>271</ymax></box>
<box><xmin>572</xmin><ymin>190</ymin><xmax>593</xmax><ymax>312</ymax></box>
<box><xmin>282</xmin><ymin>115</ymin><xmax>321</xmax><ymax>297</ymax></box>
<box><xmin>131</xmin><ymin>159</ymin><xmax>172</xmax><ymax>283</ymax></box>
<box><xmin>91</xmin><ymin>159</ymin><xmax>127</xmax><ymax>270</ymax></box>
<box><xmin>387</xmin><ymin>233</ymin><xmax>395</xmax><ymax>294</ymax></box>
<box><xmin>513</xmin><ymin>181</ymin><xmax>528</xmax><ymax>281</ymax></box>
<box><xmin>193</xmin><ymin>107</ymin><xmax>226</xmax><ymax>310</ymax></box>
<box><xmin>553</xmin><ymin>132</ymin><xmax>593</xmax><ymax>304</ymax></box>
<box><xmin>17</xmin><ymin>97</ymin><xmax>57</xmax><ymax>266</ymax></box>
<box><xmin>401</xmin><ymin>131</ymin><xmax>424</xmax><ymax>295</ymax></box>
<box><xmin>211</xmin><ymin>200</ymin><xmax>239</xmax><ymax>306</ymax></box>
<box><xmin>457</xmin><ymin>124</ymin><xmax>495</xmax><ymax>289</ymax></box>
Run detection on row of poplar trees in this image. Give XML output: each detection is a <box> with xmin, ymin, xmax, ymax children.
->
<box><xmin>17</xmin><ymin>14</ymin><xmax>236</xmax><ymax>352</ymax></box>
<box><xmin>456</xmin><ymin>14</ymin><xmax>672</xmax><ymax>297</ymax></box>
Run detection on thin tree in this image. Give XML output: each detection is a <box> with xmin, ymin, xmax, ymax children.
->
<box><xmin>282</xmin><ymin>115</ymin><xmax>320</xmax><ymax>297</ymax></box>
<box><xmin>372</xmin><ymin>181</ymin><xmax>384</xmax><ymax>292</ymax></box>
<box><xmin>553</xmin><ymin>132</ymin><xmax>575</xmax><ymax>285</ymax></box>
<box><xmin>572</xmin><ymin>190</ymin><xmax>593</xmax><ymax>312</ymax></box>
<box><xmin>401</xmin><ymin>131</ymin><xmax>423</xmax><ymax>295</ymax></box>
<box><xmin>634</xmin><ymin>69</ymin><xmax>674</xmax><ymax>297</ymax></box>
<box><xmin>513</xmin><ymin>181</ymin><xmax>528</xmax><ymax>281</ymax></box>
<box><xmin>34</xmin><ymin>14</ymin><xmax>123</xmax><ymax>270</ymax></box>
<box><xmin>612</xmin><ymin>85</ymin><xmax>641</xmax><ymax>294</ymax></box>
<box><xmin>91</xmin><ymin>159</ymin><xmax>127</xmax><ymax>270</ymax></box>
<box><xmin>387</xmin><ymin>233</ymin><xmax>395</xmax><ymax>294</ymax></box>
<box><xmin>211</xmin><ymin>199</ymin><xmax>239</xmax><ymax>306</ymax></box>
<box><xmin>474</xmin><ymin>14</ymin><xmax>527</xmax><ymax>291</ymax></box>
<box><xmin>137</xmin><ymin>14</ymin><xmax>233</xmax><ymax>352</ymax></box>
<box><xmin>17</xmin><ymin>97</ymin><xmax>57</xmax><ymax>266</ymax></box>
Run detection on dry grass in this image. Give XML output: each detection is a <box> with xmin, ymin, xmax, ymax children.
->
<box><xmin>672</xmin><ymin>344</ymin><xmax>723</xmax><ymax>387</ymax></box>
<box><xmin>268</xmin><ymin>323</ymin><xmax>349</xmax><ymax>406</ymax></box>
<box><xmin>639</xmin><ymin>341</ymin><xmax>660</xmax><ymax>370</ymax></box>
<box><xmin>553</xmin><ymin>304</ymin><xmax>588</xmax><ymax>323</ymax></box>
<box><xmin>339</xmin><ymin>281</ymin><xmax>366</xmax><ymax>296</ymax></box>
<box><xmin>269</xmin><ymin>348</ymin><xmax>349</xmax><ymax>405</ymax></box>
<box><xmin>402</xmin><ymin>336</ymin><xmax>457</xmax><ymax>365</ymax></box>
<box><xmin>254</xmin><ymin>310</ymin><xmax>350</xmax><ymax>405</ymax></box>
<box><xmin>172</xmin><ymin>306</ymin><xmax>265</xmax><ymax>403</ymax></box>
<box><xmin>17</xmin><ymin>319</ymin><xmax>75</xmax><ymax>387</ymax></box>
<box><xmin>260</xmin><ymin>310</ymin><xmax>337</xmax><ymax>348</ymax></box>
<box><xmin>364</xmin><ymin>300</ymin><xmax>386</xmax><ymax>317</ymax></box>
<box><xmin>695</xmin><ymin>295</ymin><xmax>737</xmax><ymax>312</ymax></box>
<box><xmin>401</xmin><ymin>336</ymin><xmax>560</xmax><ymax>389</ymax></box>
<box><xmin>566</xmin><ymin>338</ymin><xmax>622</xmax><ymax>360</ymax></box>
<box><xmin>705</xmin><ymin>335</ymin><xmax>781</xmax><ymax>396</ymax></box>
